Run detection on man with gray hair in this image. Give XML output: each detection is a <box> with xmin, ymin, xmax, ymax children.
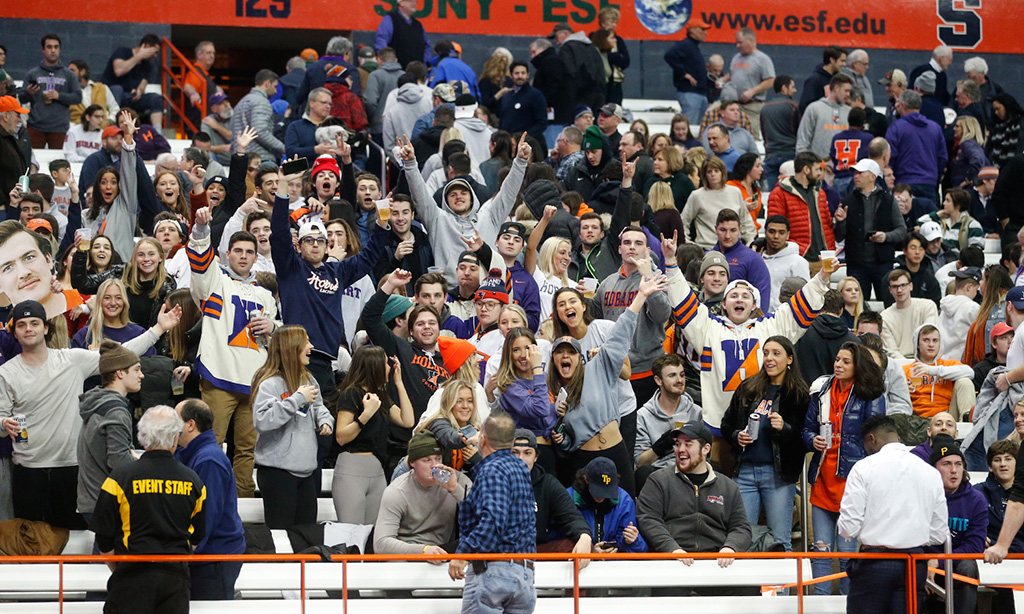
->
<box><xmin>374</xmin><ymin>0</ymin><xmax>430</xmax><ymax>69</ymax></box>
<box><xmin>955</xmin><ymin>79</ymin><xmax>986</xmax><ymax>125</ymax></box>
<box><xmin>91</xmin><ymin>404</ymin><xmax>206</xmax><ymax>612</ymax></box>
<box><xmin>183</xmin><ymin>41</ymin><xmax>222</xmax><ymax>134</ymax></box>
<box><xmin>964</xmin><ymin>56</ymin><xmax>1004</xmax><ymax>114</ymax></box>
<box><xmin>887</xmin><ymin>90</ymin><xmax>946</xmax><ymax>205</ymax></box>
<box><xmin>284</xmin><ymin>86</ymin><xmax>334</xmax><ymax>161</ymax></box>
<box><xmin>841</xmin><ymin>49</ymin><xmax>873</xmax><ymax>108</ymax></box>
<box><xmin>295</xmin><ymin>35</ymin><xmax>361</xmax><ymax>114</ymax></box>
<box><xmin>909</xmin><ymin>45</ymin><xmax>953</xmax><ymax>106</ymax></box>
<box><xmin>278</xmin><ymin>55</ymin><xmax>308</xmax><ymax>109</ymax></box>
<box><xmin>728</xmin><ymin>28</ymin><xmax>775</xmax><ymax>139</ymax></box>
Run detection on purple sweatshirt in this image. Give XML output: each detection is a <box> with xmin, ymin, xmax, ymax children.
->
<box><xmin>928</xmin><ymin>480</ymin><xmax>988</xmax><ymax>555</ymax></box>
<box><xmin>886</xmin><ymin>112</ymin><xmax>948</xmax><ymax>186</ymax></box>
<box><xmin>499</xmin><ymin>374</ymin><xmax>557</xmax><ymax>437</ymax></box>
<box><xmin>714</xmin><ymin>240</ymin><xmax>771</xmax><ymax>306</ymax></box>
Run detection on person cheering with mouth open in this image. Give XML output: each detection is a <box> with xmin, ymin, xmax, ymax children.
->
<box><xmin>550</xmin><ymin>263</ymin><xmax>668</xmax><ymax>497</ymax></box>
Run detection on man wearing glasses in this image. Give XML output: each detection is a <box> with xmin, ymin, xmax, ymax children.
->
<box><xmin>284</xmin><ymin>87</ymin><xmax>335</xmax><ymax>162</ymax></box>
<box><xmin>881</xmin><ymin>268</ymin><xmax>939</xmax><ymax>359</ymax></box>
<box><xmin>271</xmin><ymin>166</ymin><xmax>388</xmax><ymax>403</ymax></box>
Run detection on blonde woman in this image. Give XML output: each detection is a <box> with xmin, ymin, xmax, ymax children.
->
<box><xmin>525</xmin><ymin>205</ymin><xmax>574</xmax><ymax>318</ymax></box>
<box><xmin>950</xmin><ymin>115</ymin><xmax>989</xmax><ymax>188</ymax></box>
<box><xmin>71</xmin><ymin>279</ymin><xmax>153</xmax><ymax>354</ymax></box>
<box><xmin>648</xmin><ymin>182</ymin><xmax>685</xmax><ymax>241</ymax></box>
<box><xmin>837</xmin><ymin>277</ymin><xmax>864</xmax><ymax>330</ymax></box>
<box><xmin>679</xmin><ymin>157</ymin><xmax>754</xmax><ymax>249</ymax></box>
<box><xmin>252</xmin><ymin>325</ymin><xmax>334</xmax><ymax>529</ymax></box>
<box><xmin>71</xmin><ymin>237</ymin><xmax>176</xmax><ymax>328</ymax></box>
<box><xmin>416</xmin><ymin>380</ymin><xmax>485</xmax><ymax>472</ymax></box>
<box><xmin>478</xmin><ymin>50</ymin><xmax>512</xmax><ymax>112</ymax></box>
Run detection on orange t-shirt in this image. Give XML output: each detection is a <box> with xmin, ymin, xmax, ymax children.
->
<box><xmin>810</xmin><ymin>380</ymin><xmax>851</xmax><ymax>513</ymax></box>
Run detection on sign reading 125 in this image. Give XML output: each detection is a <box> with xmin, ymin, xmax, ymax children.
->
<box><xmin>937</xmin><ymin>0</ymin><xmax>982</xmax><ymax>49</ymax></box>
<box><xmin>236</xmin><ymin>0</ymin><xmax>290</xmax><ymax>18</ymax></box>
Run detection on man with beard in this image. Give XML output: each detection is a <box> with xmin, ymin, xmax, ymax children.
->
<box><xmin>200</xmin><ymin>94</ymin><xmax>233</xmax><ymax>166</ymax></box>
<box><xmin>634</xmin><ymin>355</ymin><xmax>703</xmax><ymax>492</ymax></box>
<box><xmin>497</xmin><ymin>62</ymin><xmax>547</xmax><ymax>141</ymax></box>
<box><xmin>637</xmin><ymin>422</ymin><xmax>751</xmax><ymax>563</ymax></box>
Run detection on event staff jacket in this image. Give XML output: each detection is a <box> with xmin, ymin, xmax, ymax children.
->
<box><xmin>92</xmin><ymin>450</ymin><xmax>206</xmax><ymax>555</ymax></box>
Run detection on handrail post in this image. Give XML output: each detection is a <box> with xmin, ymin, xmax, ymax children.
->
<box><xmin>342</xmin><ymin>558</ymin><xmax>348</xmax><ymax>614</ymax></box>
<box><xmin>944</xmin><ymin>537</ymin><xmax>954</xmax><ymax>614</ymax></box>
<box><xmin>300</xmin><ymin>559</ymin><xmax>306</xmax><ymax>614</ymax></box>
<box><xmin>800</xmin><ymin>454</ymin><xmax>810</xmax><ymax>554</ymax></box>
<box><xmin>796</xmin><ymin>553</ymin><xmax>804</xmax><ymax>614</ymax></box>
<box><xmin>572</xmin><ymin>555</ymin><xmax>580</xmax><ymax>614</ymax></box>
<box><xmin>58</xmin><ymin>560</ymin><xmax>64</xmax><ymax>614</ymax></box>
<box><xmin>907</xmin><ymin>554</ymin><xmax>916</xmax><ymax>614</ymax></box>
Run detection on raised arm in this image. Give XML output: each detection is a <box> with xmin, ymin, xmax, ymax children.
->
<box><xmin>525</xmin><ymin>206</ymin><xmax>556</xmax><ymax>275</ymax></box>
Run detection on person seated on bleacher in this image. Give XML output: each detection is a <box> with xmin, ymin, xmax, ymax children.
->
<box><xmin>934</xmin><ymin>245</ymin><xmax>985</xmax><ymax>296</ymax></box>
<box><xmin>893</xmin><ymin>230</ymin><xmax>943</xmax><ymax>308</ymax></box>
<box><xmin>882</xmin><ymin>268</ymin><xmax>939</xmax><ymax>359</ymax></box>
<box><xmin>567</xmin><ymin>457</ymin><xmax>648</xmax><ymax>554</ymax></box>
<box><xmin>903</xmin><ymin>325</ymin><xmax>976</xmax><ymax>420</ymax></box>
<box><xmin>974</xmin><ymin>322</ymin><xmax>1013</xmax><ymax>393</ymax></box>
<box><xmin>910</xmin><ymin>411</ymin><xmax>958</xmax><ymax>462</ymax></box>
<box><xmin>373</xmin><ymin>431</ymin><xmax>471</xmax><ymax>557</ymax></box>
<box><xmin>174</xmin><ymin>399</ymin><xmax>245</xmax><ymax>601</ymax></box>
<box><xmin>975</xmin><ymin>440</ymin><xmax>1023</xmax><ymax>613</ymax></box>
<box><xmin>637</xmin><ymin>421</ymin><xmax>751</xmax><ymax>565</ymax></box>
<box><xmin>925</xmin><ymin>436</ymin><xmax>988</xmax><ymax>614</ymax></box>
<box><xmin>510</xmin><ymin>430</ymin><xmax>593</xmax><ymax>560</ymax></box>
<box><xmin>634</xmin><ymin>354</ymin><xmax>702</xmax><ymax>494</ymax></box>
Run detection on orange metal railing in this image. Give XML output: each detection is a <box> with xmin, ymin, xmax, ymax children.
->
<box><xmin>159</xmin><ymin>37</ymin><xmax>208</xmax><ymax>137</ymax></box>
<box><xmin>1</xmin><ymin>550</ymin><xmax>1020</xmax><ymax>614</ymax></box>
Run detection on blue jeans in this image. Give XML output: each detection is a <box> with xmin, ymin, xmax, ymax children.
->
<box><xmin>676</xmin><ymin>92</ymin><xmax>708</xmax><ymax>127</ymax></box>
<box><xmin>462</xmin><ymin>561</ymin><xmax>536</xmax><ymax>614</ymax></box>
<box><xmin>763</xmin><ymin>155</ymin><xmax>789</xmax><ymax>192</ymax></box>
<box><xmin>811</xmin><ymin>505</ymin><xmax>857</xmax><ymax>595</ymax></box>
<box><xmin>735</xmin><ymin>462</ymin><xmax>796</xmax><ymax>551</ymax></box>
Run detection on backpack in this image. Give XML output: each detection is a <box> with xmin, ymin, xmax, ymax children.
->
<box><xmin>324</xmin><ymin>81</ymin><xmax>368</xmax><ymax>132</ymax></box>
<box><xmin>892</xmin><ymin>413</ymin><xmax>931</xmax><ymax>446</ymax></box>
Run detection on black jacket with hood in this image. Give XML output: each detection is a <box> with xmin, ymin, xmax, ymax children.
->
<box><xmin>531</xmin><ymin>463</ymin><xmax>591</xmax><ymax>544</ymax></box>
<box><xmin>563</xmin><ymin>134</ymin><xmax>614</xmax><ymax>201</ymax></box>
<box><xmin>720</xmin><ymin>379</ymin><xmax>811</xmax><ymax>484</ymax></box>
<box><xmin>795</xmin><ymin>313</ymin><xmax>860</xmax><ymax>384</ymax></box>
<box><xmin>522</xmin><ymin>180</ymin><xmax>579</xmax><ymax>247</ymax></box>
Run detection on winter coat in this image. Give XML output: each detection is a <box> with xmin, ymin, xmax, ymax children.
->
<box><xmin>531</xmin><ymin>47</ymin><xmax>572</xmax><ymax>124</ymax></box>
<box><xmin>0</xmin><ymin>126</ymin><xmax>28</xmax><ymax>209</ymax></box>
<box><xmin>766</xmin><ymin>177</ymin><xmax>836</xmax><ymax>258</ymax></box>
<box><xmin>384</xmin><ymin>83</ymin><xmax>433</xmax><ymax>162</ymax></box>
<box><xmin>497</xmin><ymin>83</ymin><xmax>548</xmax><ymax>140</ymax></box>
<box><xmin>834</xmin><ymin>186</ymin><xmax>906</xmax><ymax>265</ymax></box>
<box><xmin>721</xmin><ymin>381</ymin><xmax>811</xmax><ymax>483</ymax></box>
<box><xmin>364</xmin><ymin>61</ymin><xmax>403</xmax><ymax>134</ymax></box>
<box><xmin>174</xmin><ymin>429</ymin><xmax>245</xmax><ymax>555</ymax></box>
<box><xmin>560</xmin><ymin>32</ymin><xmax>606</xmax><ymax>112</ymax></box>
<box><xmin>563</xmin><ymin>134</ymin><xmax>614</xmax><ymax>201</ymax></box>
<box><xmin>795</xmin><ymin>314</ymin><xmax>860</xmax><ymax>385</ymax></box>
<box><xmin>637</xmin><ymin>465</ymin><xmax>752</xmax><ymax>553</ymax></box>
<box><xmin>949</xmin><ymin>139</ymin><xmax>989</xmax><ymax>188</ymax></box>
<box><xmin>762</xmin><ymin>242</ymin><xmax>810</xmax><ymax>313</ymax></box>
<box><xmin>664</xmin><ymin>35</ymin><xmax>706</xmax><ymax>94</ymax></box>
<box><xmin>231</xmin><ymin>87</ymin><xmax>284</xmax><ymax>162</ymax></box>
<box><xmin>798</xmin><ymin>65</ymin><xmax>832</xmax><ymax>116</ymax></box>
<box><xmin>567</xmin><ymin>486</ymin><xmax>647</xmax><ymax>552</ymax></box>
<box><xmin>427</xmin><ymin>57</ymin><xmax>479</xmax><ymax>96</ymax></box>
<box><xmin>886</xmin><ymin>112</ymin><xmax>948</xmax><ymax>186</ymax></box>
<box><xmin>802</xmin><ymin>375</ymin><xmax>886</xmax><ymax>483</ymax></box>
<box><xmin>521</xmin><ymin>179</ymin><xmax>580</xmax><ymax>246</ymax></box>
<box><xmin>76</xmin><ymin>388</ymin><xmax>134</xmax><ymax>514</ymax></box>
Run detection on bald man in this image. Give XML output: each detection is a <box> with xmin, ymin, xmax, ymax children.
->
<box><xmin>910</xmin><ymin>411</ymin><xmax>958</xmax><ymax>462</ymax></box>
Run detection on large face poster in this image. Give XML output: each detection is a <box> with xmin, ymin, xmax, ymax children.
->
<box><xmin>0</xmin><ymin>225</ymin><xmax>77</xmax><ymax>321</ymax></box>
<box><xmin>5</xmin><ymin>1</ymin><xmax>1015</xmax><ymax>53</ymax></box>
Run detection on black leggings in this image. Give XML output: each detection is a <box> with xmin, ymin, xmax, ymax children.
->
<box><xmin>570</xmin><ymin>441</ymin><xmax>636</xmax><ymax>498</ymax></box>
<box><xmin>255</xmin><ymin>465</ymin><xmax>318</xmax><ymax>529</ymax></box>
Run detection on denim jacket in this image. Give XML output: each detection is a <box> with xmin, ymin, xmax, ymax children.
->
<box><xmin>801</xmin><ymin>375</ymin><xmax>886</xmax><ymax>483</ymax></box>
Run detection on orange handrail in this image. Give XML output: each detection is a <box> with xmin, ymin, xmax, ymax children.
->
<box><xmin>159</xmin><ymin>36</ymin><xmax>207</xmax><ymax>137</ymax></box>
<box><xmin>2</xmin><ymin>550</ymin><xmax>1021</xmax><ymax>614</ymax></box>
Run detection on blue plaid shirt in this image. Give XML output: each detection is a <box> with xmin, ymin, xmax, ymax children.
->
<box><xmin>457</xmin><ymin>448</ymin><xmax>536</xmax><ymax>554</ymax></box>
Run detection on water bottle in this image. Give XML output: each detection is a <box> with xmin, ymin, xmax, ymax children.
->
<box><xmin>431</xmin><ymin>466</ymin><xmax>452</xmax><ymax>484</ymax></box>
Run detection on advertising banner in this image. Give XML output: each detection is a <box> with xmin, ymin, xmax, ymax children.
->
<box><xmin>7</xmin><ymin>0</ymin><xmax>1019</xmax><ymax>53</ymax></box>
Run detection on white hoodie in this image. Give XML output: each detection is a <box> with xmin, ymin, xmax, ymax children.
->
<box><xmin>762</xmin><ymin>241</ymin><xmax>811</xmax><ymax>313</ymax></box>
<box><xmin>937</xmin><ymin>294</ymin><xmax>980</xmax><ymax>361</ymax></box>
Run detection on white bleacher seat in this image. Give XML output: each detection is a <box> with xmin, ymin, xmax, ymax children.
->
<box><xmin>969</xmin><ymin>471</ymin><xmax>989</xmax><ymax>484</ymax></box>
<box><xmin>985</xmin><ymin>238</ymin><xmax>1001</xmax><ymax>254</ymax></box>
<box><xmin>957</xmin><ymin>421</ymin><xmax>974</xmax><ymax>442</ymax></box>
<box><xmin>236</xmin><ymin>497</ymin><xmax>337</xmax><ymax>524</ymax></box>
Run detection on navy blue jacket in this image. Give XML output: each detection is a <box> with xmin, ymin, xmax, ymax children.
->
<box><xmin>294</xmin><ymin>55</ymin><xmax>361</xmax><ymax>114</ymax></box>
<box><xmin>498</xmin><ymin>84</ymin><xmax>548</xmax><ymax>141</ymax></box>
<box><xmin>664</xmin><ymin>36</ymin><xmax>706</xmax><ymax>94</ymax></box>
<box><xmin>976</xmin><ymin>474</ymin><xmax>1024</xmax><ymax>553</ymax></box>
<box><xmin>799</xmin><ymin>65</ymin><xmax>832</xmax><ymax>116</ymax></box>
<box><xmin>802</xmin><ymin>376</ymin><xmax>886</xmax><ymax>482</ymax></box>
<box><xmin>284</xmin><ymin>117</ymin><xmax>319</xmax><ymax>162</ymax></box>
<box><xmin>175</xmin><ymin>429</ymin><xmax>245</xmax><ymax>555</ymax></box>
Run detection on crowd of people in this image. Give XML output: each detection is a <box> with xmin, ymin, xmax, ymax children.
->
<box><xmin>1</xmin><ymin>7</ymin><xmax>1024</xmax><ymax>612</ymax></box>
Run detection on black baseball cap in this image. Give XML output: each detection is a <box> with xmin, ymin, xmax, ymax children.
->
<box><xmin>498</xmin><ymin>221</ymin><xmax>526</xmax><ymax>240</ymax></box>
<box><xmin>670</xmin><ymin>422</ymin><xmax>713</xmax><ymax>444</ymax></box>
<box><xmin>11</xmin><ymin>300</ymin><xmax>45</xmax><ymax>325</ymax></box>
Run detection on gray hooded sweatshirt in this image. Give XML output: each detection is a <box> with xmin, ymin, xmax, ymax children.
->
<box><xmin>364</xmin><ymin>61</ymin><xmax>403</xmax><ymax>134</ymax></box>
<box><xmin>76</xmin><ymin>387</ymin><xmax>135</xmax><ymax>514</ymax></box>
<box><xmin>406</xmin><ymin>155</ymin><xmax>527</xmax><ymax>287</ymax></box>
<box><xmin>384</xmin><ymin>83</ymin><xmax>433</xmax><ymax>162</ymax></box>
<box><xmin>634</xmin><ymin>390</ymin><xmax>703</xmax><ymax>468</ymax></box>
<box><xmin>253</xmin><ymin>375</ymin><xmax>333</xmax><ymax>477</ymax></box>
<box><xmin>453</xmin><ymin>116</ymin><xmax>494</xmax><ymax>172</ymax></box>
<box><xmin>796</xmin><ymin>97</ymin><xmax>851</xmax><ymax>159</ymax></box>
<box><xmin>82</xmin><ymin>140</ymin><xmax>139</xmax><ymax>262</ymax></box>
<box><xmin>593</xmin><ymin>266</ymin><xmax>674</xmax><ymax>375</ymax></box>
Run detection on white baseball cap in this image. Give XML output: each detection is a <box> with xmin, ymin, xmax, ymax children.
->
<box><xmin>298</xmin><ymin>221</ymin><xmax>327</xmax><ymax>240</ymax></box>
<box><xmin>851</xmin><ymin>159</ymin><xmax>882</xmax><ymax>177</ymax></box>
<box><xmin>919</xmin><ymin>221</ymin><xmax>943</xmax><ymax>243</ymax></box>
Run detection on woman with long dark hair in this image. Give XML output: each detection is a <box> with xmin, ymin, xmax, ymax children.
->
<box><xmin>83</xmin><ymin>110</ymin><xmax>139</xmax><ymax>262</ymax></box>
<box><xmin>727</xmin><ymin>152</ymin><xmax>764</xmax><ymax>230</ymax></box>
<box><xmin>986</xmin><ymin>93</ymin><xmax>1024</xmax><ymax>168</ymax></box>
<box><xmin>252</xmin><ymin>326</ymin><xmax>334</xmax><ymax>529</ymax></box>
<box><xmin>493</xmin><ymin>326</ymin><xmax>557</xmax><ymax>471</ymax></box>
<box><xmin>721</xmin><ymin>336</ymin><xmax>810</xmax><ymax>552</ymax></box>
<box><xmin>550</xmin><ymin>271</ymin><xmax>667</xmax><ymax>496</ymax></box>
<box><xmin>802</xmin><ymin>341</ymin><xmax>886</xmax><ymax>594</ymax></box>
<box><xmin>480</xmin><ymin>130</ymin><xmax>514</xmax><ymax>193</ymax></box>
<box><xmin>331</xmin><ymin>345</ymin><xmax>413</xmax><ymax>525</ymax></box>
